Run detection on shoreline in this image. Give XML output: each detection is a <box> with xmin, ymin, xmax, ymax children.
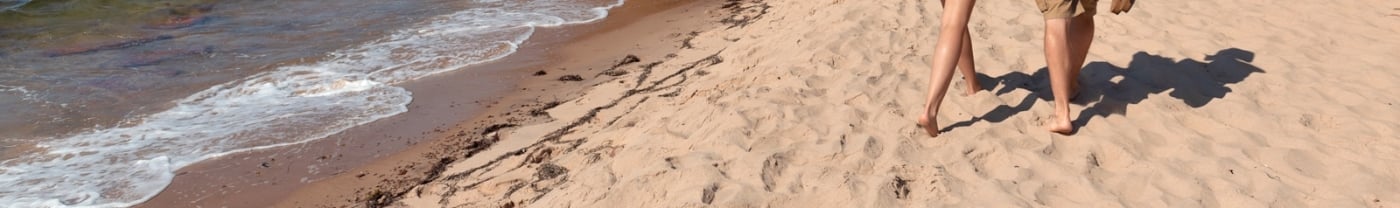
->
<box><xmin>137</xmin><ymin>0</ymin><xmax>715</xmax><ymax>207</ymax></box>
<box><xmin>278</xmin><ymin>0</ymin><xmax>721</xmax><ymax>206</ymax></box>
<box><xmin>141</xmin><ymin>0</ymin><xmax>1400</xmax><ymax>207</ymax></box>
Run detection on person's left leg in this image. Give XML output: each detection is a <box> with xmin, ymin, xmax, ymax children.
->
<box><xmin>920</xmin><ymin>0</ymin><xmax>978</xmax><ymax>137</ymax></box>
<box><xmin>956</xmin><ymin>29</ymin><xmax>984</xmax><ymax>96</ymax></box>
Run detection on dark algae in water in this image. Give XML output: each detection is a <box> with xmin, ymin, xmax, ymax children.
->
<box><xmin>143</xmin><ymin>4</ymin><xmax>214</xmax><ymax>29</ymax></box>
<box><xmin>0</xmin><ymin>0</ymin><xmax>220</xmax><ymax>41</ymax></box>
<box><xmin>105</xmin><ymin>45</ymin><xmax>214</xmax><ymax>68</ymax></box>
<box><xmin>43</xmin><ymin>35</ymin><xmax>175</xmax><ymax>57</ymax></box>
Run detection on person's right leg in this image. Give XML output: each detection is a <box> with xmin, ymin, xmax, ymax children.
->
<box><xmin>956</xmin><ymin>29</ymin><xmax>983</xmax><ymax>96</ymax></box>
<box><xmin>1043</xmin><ymin>18</ymin><xmax>1075</xmax><ymax>134</ymax></box>
<box><xmin>942</xmin><ymin>0</ymin><xmax>984</xmax><ymax>96</ymax></box>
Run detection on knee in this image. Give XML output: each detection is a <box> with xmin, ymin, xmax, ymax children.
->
<box><xmin>1043</xmin><ymin>19</ymin><xmax>1070</xmax><ymax>32</ymax></box>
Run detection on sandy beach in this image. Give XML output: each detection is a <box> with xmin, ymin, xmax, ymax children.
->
<box><xmin>166</xmin><ymin>0</ymin><xmax>1400</xmax><ymax>207</ymax></box>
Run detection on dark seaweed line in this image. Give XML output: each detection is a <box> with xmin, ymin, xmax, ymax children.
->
<box><xmin>444</xmin><ymin>51</ymin><xmax>722</xmax><ymax>186</ymax></box>
<box><xmin>367</xmin><ymin>52</ymin><xmax>724</xmax><ymax>207</ymax></box>
<box><xmin>438</xmin><ymin>52</ymin><xmax>721</xmax><ymax>183</ymax></box>
<box><xmin>362</xmin><ymin>0</ymin><xmax>766</xmax><ymax>204</ymax></box>
<box><xmin>720</xmin><ymin>0</ymin><xmax>771</xmax><ymax>29</ymax></box>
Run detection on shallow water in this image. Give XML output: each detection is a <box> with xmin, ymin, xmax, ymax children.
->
<box><xmin>0</xmin><ymin>0</ymin><xmax>621</xmax><ymax>206</ymax></box>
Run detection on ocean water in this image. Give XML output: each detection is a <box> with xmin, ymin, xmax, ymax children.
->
<box><xmin>0</xmin><ymin>0</ymin><xmax>26</xmax><ymax>12</ymax></box>
<box><xmin>0</xmin><ymin>0</ymin><xmax>622</xmax><ymax>207</ymax></box>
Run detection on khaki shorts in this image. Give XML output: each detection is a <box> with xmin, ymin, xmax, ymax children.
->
<box><xmin>1036</xmin><ymin>0</ymin><xmax>1098</xmax><ymax>19</ymax></box>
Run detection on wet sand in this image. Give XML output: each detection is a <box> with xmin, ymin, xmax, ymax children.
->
<box><xmin>137</xmin><ymin>0</ymin><xmax>708</xmax><ymax>207</ymax></box>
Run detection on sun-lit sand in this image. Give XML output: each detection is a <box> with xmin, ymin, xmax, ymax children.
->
<box><xmin>283</xmin><ymin>0</ymin><xmax>1400</xmax><ymax>207</ymax></box>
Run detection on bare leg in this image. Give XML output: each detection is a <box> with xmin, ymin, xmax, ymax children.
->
<box><xmin>1043</xmin><ymin>18</ymin><xmax>1074</xmax><ymax>134</ymax></box>
<box><xmin>941</xmin><ymin>0</ymin><xmax>983</xmax><ymax>96</ymax></box>
<box><xmin>956</xmin><ymin>29</ymin><xmax>983</xmax><ymax>96</ymax></box>
<box><xmin>1067</xmin><ymin>14</ymin><xmax>1095</xmax><ymax>95</ymax></box>
<box><xmin>920</xmin><ymin>0</ymin><xmax>976</xmax><ymax>137</ymax></box>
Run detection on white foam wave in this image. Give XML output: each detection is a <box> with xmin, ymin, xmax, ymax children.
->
<box><xmin>0</xmin><ymin>0</ymin><xmax>28</xmax><ymax>12</ymax></box>
<box><xmin>0</xmin><ymin>0</ymin><xmax>623</xmax><ymax>207</ymax></box>
<box><xmin>1</xmin><ymin>85</ymin><xmax>50</xmax><ymax>104</ymax></box>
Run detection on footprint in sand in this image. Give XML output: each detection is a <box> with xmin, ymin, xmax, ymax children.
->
<box><xmin>887</xmin><ymin>165</ymin><xmax>953</xmax><ymax>201</ymax></box>
<box><xmin>760</xmin><ymin>153</ymin><xmax>788</xmax><ymax>191</ymax></box>
<box><xmin>863</xmin><ymin>136</ymin><xmax>884</xmax><ymax>159</ymax></box>
<box><xmin>1298</xmin><ymin>113</ymin><xmax>1338</xmax><ymax>132</ymax></box>
<box><xmin>889</xmin><ymin>176</ymin><xmax>911</xmax><ymax>200</ymax></box>
<box><xmin>700</xmin><ymin>183</ymin><xmax>719</xmax><ymax>204</ymax></box>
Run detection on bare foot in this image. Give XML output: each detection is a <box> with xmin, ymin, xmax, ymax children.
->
<box><xmin>1045</xmin><ymin>115</ymin><xmax>1073</xmax><ymax>135</ymax></box>
<box><xmin>918</xmin><ymin>113</ymin><xmax>939</xmax><ymax>137</ymax></box>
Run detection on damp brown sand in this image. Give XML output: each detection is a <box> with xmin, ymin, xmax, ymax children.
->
<box><xmin>136</xmin><ymin>0</ymin><xmax>717</xmax><ymax>207</ymax></box>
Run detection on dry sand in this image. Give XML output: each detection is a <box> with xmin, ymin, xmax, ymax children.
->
<box><xmin>293</xmin><ymin>0</ymin><xmax>1400</xmax><ymax>207</ymax></box>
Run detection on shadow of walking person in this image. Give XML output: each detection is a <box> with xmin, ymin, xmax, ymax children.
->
<box><xmin>940</xmin><ymin>48</ymin><xmax>1265</xmax><ymax>134</ymax></box>
<box><xmin>1072</xmin><ymin>48</ymin><xmax>1264</xmax><ymax>127</ymax></box>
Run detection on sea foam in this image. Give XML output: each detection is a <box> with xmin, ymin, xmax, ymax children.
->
<box><xmin>0</xmin><ymin>0</ymin><xmax>28</xmax><ymax>12</ymax></box>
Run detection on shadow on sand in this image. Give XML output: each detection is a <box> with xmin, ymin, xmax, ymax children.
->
<box><xmin>940</xmin><ymin>48</ymin><xmax>1264</xmax><ymax>134</ymax></box>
